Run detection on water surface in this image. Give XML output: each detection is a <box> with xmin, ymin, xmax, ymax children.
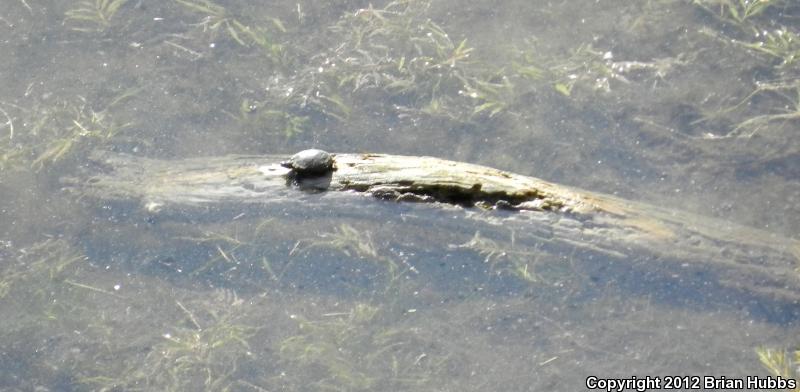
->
<box><xmin>1</xmin><ymin>0</ymin><xmax>799</xmax><ymax>390</ymax></box>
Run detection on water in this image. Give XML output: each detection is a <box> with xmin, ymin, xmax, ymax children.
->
<box><xmin>1</xmin><ymin>0</ymin><xmax>799</xmax><ymax>390</ymax></box>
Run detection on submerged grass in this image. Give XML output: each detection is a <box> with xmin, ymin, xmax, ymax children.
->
<box><xmin>0</xmin><ymin>235</ymin><xmax>261</xmax><ymax>391</ymax></box>
<box><xmin>173</xmin><ymin>0</ymin><xmax>287</xmax><ymax>63</ymax></box>
<box><xmin>278</xmin><ymin>303</ymin><xmax>448</xmax><ymax>391</ymax></box>
<box><xmin>0</xmin><ymin>239</ymin><xmax>133</xmax><ymax>388</ymax></box>
<box><xmin>280</xmin><ymin>0</ymin><xmax>516</xmax><ymax>125</ymax></box>
<box><xmin>64</xmin><ymin>0</ymin><xmax>129</xmax><ymax>32</ymax></box>
<box><xmin>0</xmin><ymin>239</ymin><xmax>86</xmax><ymax>300</ymax></box>
<box><xmin>693</xmin><ymin>0</ymin><xmax>787</xmax><ymax>25</ymax></box>
<box><xmin>291</xmin><ymin>223</ymin><xmax>414</xmax><ymax>284</ymax></box>
<box><xmin>31</xmin><ymin>98</ymin><xmax>132</xmax><ymax>170</ymax></box>
<box><xmin>228</xmin><ymin>98</ymin><xmax>309</xmax><ymax>140</ymax></box>
<box><xmin>727</xmin><ymin>80</ymin><xmax>800</xmax><ymax>137</ymax></box>
<box><xmin>740</xmin><ymin>28</ymin><xmax>800</xmax><ymax>68</ymax></box>
<box><xmin>516</xmin><ymin>42</ymin><xmax>616</xmax><ymax>97</ymax></box>
<box><xmin>757</xmin><ymin>347</ymin><xmax>800</xmax><ymax>390</ymax></box>
<box><xmin>78</xmin><ymin>291</ymin><xmax>260</xmax><ymax>391</ymax></box>
<box><xmin>194</xmin><ymin>0</ymin><xmax>681</xmax><ymax>140</ymax></box>
<box><xmin>686</xmin><ymin>0</ymin><xmax>800</xmax><ymax>140</ymax></box>
<box><xmin>452</xmin><ymin>231</ymin><xmax>540</xmax><ymax>283</ymax></box>
<box><xmin>0</xmin><ymin>91</ymin><xmax>135</xmax><ymax>172</ymax></box>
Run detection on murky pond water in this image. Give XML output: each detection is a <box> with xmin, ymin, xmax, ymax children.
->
<box><xmin>1</xmin><ymin>0</ymin><xmax>799</xmax><ymax>390</ymax></box>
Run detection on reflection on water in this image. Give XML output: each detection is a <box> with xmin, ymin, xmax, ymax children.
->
<box><xmin>1</xmin><ymin>0</ymin><xmax>799</xmax><ymax>390</ymax></box>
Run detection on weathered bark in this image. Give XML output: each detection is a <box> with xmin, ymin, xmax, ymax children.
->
<box><xmin>73</xmin><ymin>150</ymin><xmax>800</xmax><ymax>316</ymax></box>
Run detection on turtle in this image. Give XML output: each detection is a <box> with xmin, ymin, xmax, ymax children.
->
<box><xmin>280</xmin><ymin>149</ymin><xmax>335</xmax><ymax>175</ymax></box>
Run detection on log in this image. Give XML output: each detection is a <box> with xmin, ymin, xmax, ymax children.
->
<box><xmin>72</xmin><ymin>150</ymin><xmax>800</xmax><ymax>318</ymax></box>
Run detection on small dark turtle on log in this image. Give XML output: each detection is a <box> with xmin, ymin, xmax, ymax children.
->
<box><xmin>280</xmin><ymin>149</ymin><xmax>335</xmax><ymax>175</ymax></box>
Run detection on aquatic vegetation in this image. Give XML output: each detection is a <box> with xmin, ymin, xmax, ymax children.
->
<box><xmin>1</xmin><ymin>109</ymin><xmax>22</xmax><ymax>171</ymax></box>
<box><xmin>688</xmin><ymin>0</ymin><xmax>799</xmax><ymax>141</ymax></box>
<box><xmin>693</xmin><ymin>0</ymin><xmax>786</xmax><ymax>25</ymax></box>
<box><xmin>0</xmin><ymin>239</ymin><xmax>86</xmax><ymax>300</ymax></box>
<box><xmin>327</xmin><ymin>1</ymin><xmax>472</xmax><ymax>97</ymax></box>
<box><xmin>757</xmin><ymin>347</ymin><xmax>800</xmax><ymax>391</ymax></box>
<box><xmin>0</xmin><ymin>104</ymin><xmax>25</xmax><ymax>171</ymax></box>
<box><xmin>175</xmin><ymin>229</ymin><xmax>248</xmax><ymax>246</ymax></box>
<box><xmin>729</xmin><ymin>80</ymin><xmax>800</xmax><ymax>137</ymax></box>
<box><xmin>172</xmin><ymin>229</ymin><xmax>250</xmax><ymax>277</ymax></box>
<box><xmin>292</xmin><ymin>224</ymin><xmax>406</xmax><ymax>279</ymax></box>
<box><xmin>296</xmin><ymin>0</ymin><xmax>512</xmax><ymax>123</ymax></box>
<box><xmin>64</xmin><ymin>0</ymin><xmax>129</xmax><ymax>32</ymax></box>
<box><xmin>278</xmin><ymin>303</ymin><xmax>447</xmax><ymax>390</ymax></box>
<box><xmin>451</xmin><ymin>230</ymin><xmax>581</xmax><ymax>285</ymax></box>
<box><xmin>546</xmin><ymin>44</ymin><xmax>616</xmax><ymax>96</ymax></box>
<box><xmin>0</xmin><ymin>92</ymin><xmax>135</xmax><ymax>172</ymax></box>
<box><xmin>702</xmin><ymin>25</ymin><xmax>800</xmax><ymax>69</ymax></box>
<box><xmin>139</xmin><ymin>307</ymin><xmax>257</xmax><ymax>389</ymax></box>
<box><xmin>0</xmin><ymin>239</ymin><xmax>134</xmax><ymax>390</ymax></box>
<box><xmin>31</xmin><ymin>97</ymin><xmax>132</xmax><ymax>170</ymax></box>
<box><xmin>512</xmin><ymin>41</ymin><xmax>683</xmax><ymax>98</ymax></box>
<box><xmin>0</xmin><ymin>237</ymin><xmax>262</xmax><ymax>390</ymax></box>
<box><xmin>192</xmin><ymin>243</ymin><xmax>245</xmax><ymax>277</ymax></box>
<box><xmin>173</xmin><ymin>0</ymin><xmax>286</xmax><ymax>63</ymax></box>
<box><xmin>220</xmin><ymin>0</ymin><xmax>564</xmax><ymax>132</ymax></box>
<box><xmin>695</xmin><ymin>79</ymin><xmax>800</xmax><ymax>138</ymax></box>
<box><xmin>80</xmin><ymin>298</ymin><xmax>259</xmax><ymax>391</ymax></box>
<box><xmin>0</xmin><ymin>105</ymin><xmax>12</xmax><ymax>140</ymax></box>
<box><xmin>452</xmin><ymin>231</ymin><xmax>541</xmax><ymax>283</ymax></box>
<box><xmin>740</xmin><ymin>28</ymin><xmax>800</xmax><ymax>68</ymax></box>
<box><xmin>296</xmin><ymin>224</ymin><xmax>381</xmax><ymax>260</ymax></box>
<box><xmin>461</xmin><ymin>74</ymin><xmax>515</xmax><ymax>118</ymax></box>
<box><xmin>230</xmin><ymin>98</ymin><xmax>309</xmax><ymax>140</ymax></box>
<box><xmin>0</xmin><ymin>144</ymin><xmax>25</xmax><ymax>172</ymax></box>
<box><xmin>506</xmin><ymin>40</ymin><xmax>623</xmax><ymax>103</ymax></box>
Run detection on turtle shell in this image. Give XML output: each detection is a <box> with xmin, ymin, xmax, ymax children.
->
<box><xmin>282</xmin><ymin>149</ymin><xmax>334</xmax><ymax>174</ymax></box>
